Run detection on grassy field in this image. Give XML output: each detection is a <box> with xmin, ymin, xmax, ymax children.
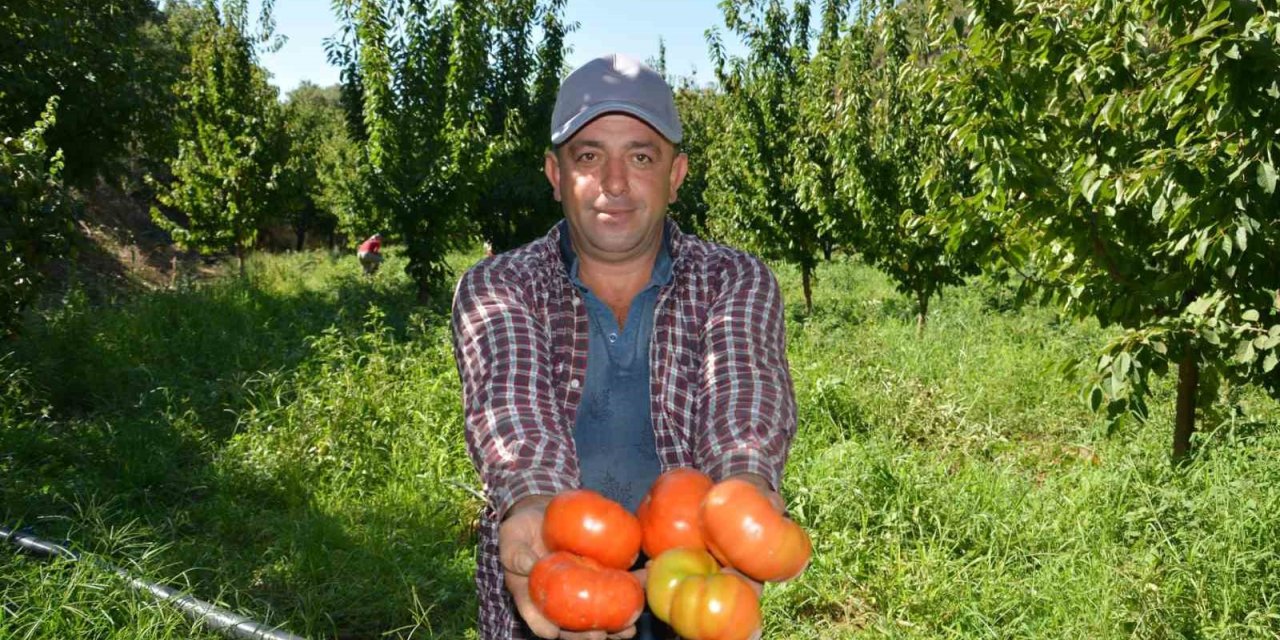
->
<box><xmin>2</xmin><ymin>247</ymin><xmax>1278</xmax><ymax>639</ymax></box>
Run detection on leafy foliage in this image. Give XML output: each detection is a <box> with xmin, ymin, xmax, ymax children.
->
<box><xmin>928</xmin><ymin>0</ymin><xmax>1280</xmax><ymax>453</ymax></box>
<box><xmin>829</xmin><ymin>0</ymin><xmax>986</xmax><ymax>333</ymax></box>
<box><xmin>329</xmin><ymin>0</ymin><xmax>566</xmax><ymax>298</ymax></box>
<box><xmin>281</xmin><ymin>82</ymin><xmax>351</xmax><ymax>249</ymax></box>
<box><xmin>473</xmin><ymin>0</ymin><xmax>570</xmax><ymax>253</ymax></box>
<box><xmin>706</xmin><ymin>0</ymin><xmax>829</xmax><ymax>312</ymax></box>
<box><xmin>149</xmin><ymin>0</ymin><xmax>291</xmax><ymax>271</ymax></box>
<box><xmin>1</xmin><ymin>98</ymin><xmax>72</xmax><ymax>336</ymax></box>
<box><xmin>0</xmin><ymin>0</ymin><xmax>163</xmax><ymax>185</ymax></box>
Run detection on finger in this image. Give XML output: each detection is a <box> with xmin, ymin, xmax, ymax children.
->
<box><xmin>766</xmin><ymin>490</ymin><xmax>786</xmax><ymax>514</ymax></box>
<box><xmin>501</xmin><ymin>541</ymin><xmax>539</xmax><ymax>576</ymax></box>
<box><xmin>723</xmin><ymin>566</ymin><xmax>764</xmax><ymax>598</ymax></box>
<box><xmin>560</xmin><ymin>630</ymin><xmax>607</xmax><ymax>640</ymax></box>
<box><xmin>605</xmin><ymin>625</ymin><xmax>637</xmax><ymax>639</ymax></box>
<box><xmin>505</xmin><ymin>572</ymin><xmax>561</xmax><ymax>639</ymax></box>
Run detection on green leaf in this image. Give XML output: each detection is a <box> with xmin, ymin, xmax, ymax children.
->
<box><xmin>1082</xmin><ymin>170</ymin><xmax>1100</xmax><ymax>203</ymax></box>
<box><xmin>1260</xmin><ymin>161</ymin><xmax>1277</xmax><ymax>195</ymax></box>
<box><xmin>1235</xmin><ymin>225</ymin><xmax>1248</xmax><ymax>251</ymax></box>
<box><xmin>1265</xmin><ymin>353</ymin><xmax>1279</xmax><ymax>373</ymax></box>
<box><xmin>1242</xmin><ymin>309</ymin><xmax>1260</xmax><ymax>322</ymax></box>
<box><xmin>1089</xmin><ymin>385</ymin><xmax>1104</xmax><ymax>412</ymax></box>
<box><xmin>1115</xmin><ymin>351</ymin><xmax>1132</xmax><ymax>378</ymax></box>
<box><xmin>1186</xmin><ymin>295</ymin><xmax>1214</xmax><ymax>316</ymax></box>
<box><xmin>1235</xmin><ymin>339</ymin><xmax>1255</xmax><ymax>364</ymax></box>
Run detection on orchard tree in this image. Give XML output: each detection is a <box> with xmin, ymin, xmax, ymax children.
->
<box><xmin>832</xmin><ymin>0</ymin><xmax>985</xmax><ymax>334</ymax></box>
<box><xmin>150</xmin><ymin>0</ymin><xmax>290</xmax><ymax>274</ymax></box>
<box><xmin>706</xmin><ymin>0</ymin><xmax>827</xmax><ymax>313</ymax></box>
<box><xmin>931</xmin><ymin>0</ymin><xmax>1280</xmax><ymax>459</ymax></box>
<box><xmin>793</xmin><ymin>0</ymin><xmax>849</xmax><ymax>263</ymax></box>
<box><xmin>282</xmin><ymin>82</ymin><xmax>350</xmax><ymax>249</ymax></box>
<box><xmin>472</xmin><ymin>0</ymin><xmax>570</xmax><ymax>253</ymax></box>
<box><xmin>329</xmin><ymin>0</ymin><xmax>567</xmax><ymax>297</ymax></box>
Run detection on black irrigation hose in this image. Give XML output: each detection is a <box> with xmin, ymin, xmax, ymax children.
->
<box><xmin>1</xmin><ymin>525</ymin><xmax>307</xmax><ymax>640</ymax></box>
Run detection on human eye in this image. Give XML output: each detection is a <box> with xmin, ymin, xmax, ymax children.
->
<box><xmin>575</xmin><ymin>151</ymin><xmax>597</xmax><ymax>163</ymax></box>
<box><xmin>633</xmin><ymin>153</ymin><xmax>653</xmax><ymax>165</ymax></box>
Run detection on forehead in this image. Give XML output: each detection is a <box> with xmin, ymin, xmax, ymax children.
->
<box><xmin>563</xmin><ymin>113</ymin><xmax>671</xmax><ymax>149</ymax></box>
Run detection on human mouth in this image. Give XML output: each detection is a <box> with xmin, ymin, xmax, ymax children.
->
<box><xmin>596</xmin><ymin>208</ymin><xmax>635</xmax><ymax>219</ymax></box>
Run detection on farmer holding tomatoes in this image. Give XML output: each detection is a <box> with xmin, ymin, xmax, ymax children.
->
<box><xmin>451</xmin><ymin>54</ymin><xmax>798</xmax><ymax>640</ymax></box>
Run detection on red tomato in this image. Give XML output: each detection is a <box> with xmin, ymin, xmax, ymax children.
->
<box><xmin>638</xmin><ymin>468</ymin><xmax>714</xmax><ymax>558</ymax></box>
<box><xmin>701</xmin><ymin>478</ymin><xmax>812</xmax><ymax>582</ymax></box>
<box><xmin>542</xmin><ymin>489</ymin><xmax>642</xmax><ymax>570</ymax></box>
<box><xmin>645</xmin><ymin>548</ymin><xmax>721</xmax><ymax>624</ymax></box>
<box><xmin>528</xmin><ymin>551</ymin><xmax>644</xmax><ymax>632</ymax></box>
<box><xmin>667</xmin><ymin>572</ymin><xmax>760</xmax><ymax>640</ymax></box>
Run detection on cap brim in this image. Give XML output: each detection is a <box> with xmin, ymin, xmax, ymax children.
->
<box><xmin>550</xmin><ymin>100</ymin><xmax>683</xmax><ymax>146</ymax></box>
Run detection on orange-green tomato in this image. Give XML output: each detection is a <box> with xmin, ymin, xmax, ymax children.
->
<box><xmin>667</xmin><ymin>572</ymin><xmax>761</xmax><ymax>640</ymax></box>
<box><xmin>645</xmin><ymin>548</ymin><xmax>721</xmax><ymax>623</ymax></box>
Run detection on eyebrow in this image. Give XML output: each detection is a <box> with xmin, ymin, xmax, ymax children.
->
<box><xmin>567</xmin><ymin>140</ymin><xmax>664</xmax><ymax>157</ymax></box>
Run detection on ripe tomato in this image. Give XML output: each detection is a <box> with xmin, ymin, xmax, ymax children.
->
<box><xmin>644</xmin><ymin>548</ymin><xmax>721</xmax><ymax>624</ymax></box>
<box><xmin>528</xmin><ymin>551</ymin><xmax>644</xmax><ymax>632</ymax></box>
<box><xmin>637</xmin><ymin>467</ymin><xmax>714</xmax><ymax>558</ymax></box>
<box><xmin>667</xmin><ymin>572</ymin><xmax>760</xmax><ymax>640</ymax></box>
<box><xmin>701</xmin><ymin>478</ymin><xmax>812</xmax><ymax>582</ymax></box>
<box><xmin>542</xmin><ymin>489</ymin><xmax>642</xmax><ymax>570</ymax></box>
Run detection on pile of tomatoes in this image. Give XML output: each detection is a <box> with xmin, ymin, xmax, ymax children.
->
<box><xmin>527</xmin><ymin>468</ymin><xmax>812</xmax><ymax>640</ymax></box>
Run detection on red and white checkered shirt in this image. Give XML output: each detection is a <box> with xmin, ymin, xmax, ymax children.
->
<box><xmin>451</xmin><ymin>221</ymin><xmax>797</xmax><ymax>639</ymax></box>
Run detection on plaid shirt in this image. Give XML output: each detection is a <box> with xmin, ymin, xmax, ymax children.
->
<box><xmin>451</xmin><ymin>220</ymin><xmax>797</xmax><ymax>639</ymax></box>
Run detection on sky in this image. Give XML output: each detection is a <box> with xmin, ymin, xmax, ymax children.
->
<box><xmin>256</xmin><ymin>0</ymin><xmax>747</xmax><ymax>95</ymax></box>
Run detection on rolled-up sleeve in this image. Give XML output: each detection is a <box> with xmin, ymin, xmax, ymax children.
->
<box><xmin>695</xmin><ymin>255</ymin><xmax>797</xmax><ymax>490</ymax></box>
<box><xmin>452</xmin><ymin>263</ymin><xmax>579</xmax><ymax>519</ymax></box>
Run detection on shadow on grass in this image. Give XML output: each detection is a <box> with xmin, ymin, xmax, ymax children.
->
<box><xmin>0</xmin><ymin>270</ymin><xmax>476</xmax><ymax>638</ymax></box>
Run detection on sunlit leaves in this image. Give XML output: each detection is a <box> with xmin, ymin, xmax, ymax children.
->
<box><xmin>929</xmin><ymin>0</ymin><xmax>1280</xmax><ymax>429</ymax></box>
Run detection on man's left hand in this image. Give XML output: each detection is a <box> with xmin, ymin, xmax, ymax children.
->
<box><xmin>721</xmin><ymin>472</ymin><xmax>784</xmax><ymax>640</ymax></box>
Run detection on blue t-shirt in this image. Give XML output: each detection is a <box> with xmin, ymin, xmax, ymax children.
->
<box><xmin>559</xmin><ymin>223</ymin><xmax>671</xmax><ymax>513</ymax></box>
<box><xmin>559</xmin><ymin>223</ymin><xmax>673</xmax><ymax>639</ymax></box>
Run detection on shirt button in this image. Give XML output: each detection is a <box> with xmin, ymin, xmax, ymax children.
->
<box><xmin>569</xmin><ymin>379</ymin><xmax>581</xmax><ymax>389</ymax></box>
<box><xmin>608</xmin><ymin>332</ymin><xmax>618</xmax><ymax>343</ymax></box>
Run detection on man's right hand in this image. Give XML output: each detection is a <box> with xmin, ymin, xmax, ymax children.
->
<box><xmin>498</xmin><ymin>495</ymin><xmax>637</xmax><ymax>640</ymax></box>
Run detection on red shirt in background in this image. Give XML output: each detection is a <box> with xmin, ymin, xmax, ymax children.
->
<box><xmin>358</xmin><ymin>236</ymin><xmax>382</xmax><ymax>254</ymax></box>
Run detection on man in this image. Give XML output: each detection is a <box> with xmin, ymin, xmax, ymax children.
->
<box><xmin>358</xmin><ymin>233</ymin><xmax>383</xmax><ymax>275</ymax></box>
<box><xmin>452</xmin><ymin>54</ymin><xmax>798</xmax><ymax>640</ymax></box>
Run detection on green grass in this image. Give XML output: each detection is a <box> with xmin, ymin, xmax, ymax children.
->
<box><xmin>3</xmin><ymin>249</ymin><xmax>1278</xmax><ymax>639</ymax></box>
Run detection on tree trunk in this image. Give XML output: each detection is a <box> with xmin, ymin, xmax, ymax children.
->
<box><xmin>801</xmin><ymin>265</ymin><xmax>813</xmax><ymax>315</ymax></box>
<box><xmin>915</xmin><ymin>290</ymin><xmax>929</xmax><ymax>337</ymax></box>
<box><xmin>236</xmin><ymin>245</ymin><xmax>246</xmax><ymax>278</ymax></box>
<box><xmin>295</xmin><ymin>226</ymin><xmax>305</xmax><ymax>252</ymax></box>
<box><xmin>1173</xmin><ymin>350</ymin><xmax>1199</xmax><ymax>463</ymax></box>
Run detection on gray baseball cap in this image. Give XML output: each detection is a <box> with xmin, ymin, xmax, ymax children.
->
<box><xmin>550</xmin><ymin>53</ymin><xmax>683</xmax><ymax>146</ymax></box>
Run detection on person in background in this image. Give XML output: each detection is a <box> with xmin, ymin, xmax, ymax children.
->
<box><xmin>451</xmin><ymin>54</ymin><xmax>798</xmax><ymax>640</ymax></box>
<box><xmin>358</xmin><ymin>233</ymin><xmax>383</xmax><ymax>275</ymax></box>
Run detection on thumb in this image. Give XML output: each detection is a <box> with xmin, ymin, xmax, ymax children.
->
<box><xmin>513</xmin><ymin>544</ymin><xmax>538</xmax><ymax>575</ymax></box>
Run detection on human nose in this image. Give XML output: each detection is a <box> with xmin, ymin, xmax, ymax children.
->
<box><xmin>601</xmin><ymin>156</ymin><xmax>629</xmax><ymax>198</ymax></box>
